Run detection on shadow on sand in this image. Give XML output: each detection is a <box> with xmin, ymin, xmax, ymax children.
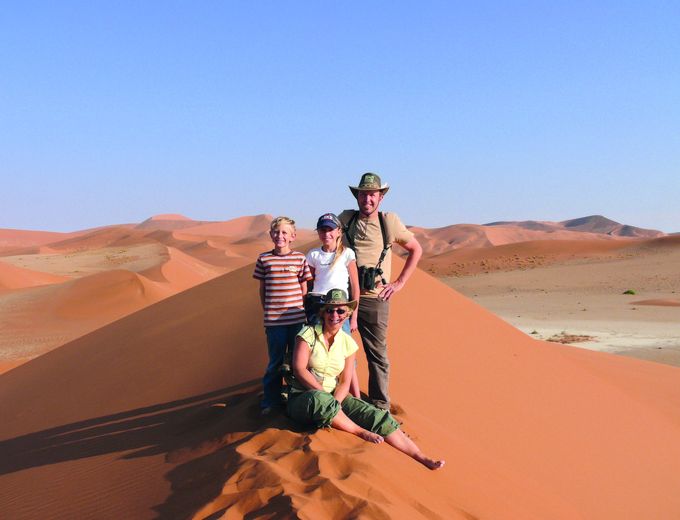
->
<box><xmin>0</xmin><ymin>381</ymin><xmax>311</xmax><ymax>518</ymax></box>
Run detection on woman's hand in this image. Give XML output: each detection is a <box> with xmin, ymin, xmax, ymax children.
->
<box><xmin>350</xmin><ymin>313</ymin><xmax>358</xmax><ymax>333</ymax></box>
<box><xmin>292</xmin><ymin>336</ymin><xmax>323</xmax><ymax>391</ymax></box>
<box><xmin>332</xmin><ymin>353</ymin><xmax>356</xmax><ymax>404</ymax></box>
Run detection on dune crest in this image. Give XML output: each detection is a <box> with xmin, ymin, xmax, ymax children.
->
<box><xmin>140</xmin><ymin>246</ymin><xmax>226</xmax><ymax>291</ymax></box>
<box><xmin>0</xmin><ymin>260</ymin><xmax>68</xmax><ymax>291</ymax></box>
<box><xmin>0</xmin><ymin>228</ymin><xmax>78</xmax><ymax>249</ymax></box>
<box><xmin>180</xmin><ymin>214</ymin><xmax>274</xmax><ymax>238</ymax></box>
<box><xmin>149</xmin><ymin>214</ymin><xmax>194</xmax><ymax>221</ymax></box>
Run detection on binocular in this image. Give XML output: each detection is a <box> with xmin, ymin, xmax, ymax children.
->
<box><xmin>358</xmin><ymin>266</ymin><xmax>384</xmax><ymax>291</ymax></box>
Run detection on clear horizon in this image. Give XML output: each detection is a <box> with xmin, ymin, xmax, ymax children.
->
<box><xmin>2</xmin><ymin>2</ymin><xmax>679</xmax><ymax>233</ymax></box>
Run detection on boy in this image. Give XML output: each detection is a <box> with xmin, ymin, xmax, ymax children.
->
<box><xmin>253</xmin><ymin>216</ymin><xmax>313</xmax><ymax>414</ymax></box>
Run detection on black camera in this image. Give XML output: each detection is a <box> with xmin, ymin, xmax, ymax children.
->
<box><xmin>358</xmin><ymin>266</ymin><xmax>383</xmax><ymax>291</ymax></box>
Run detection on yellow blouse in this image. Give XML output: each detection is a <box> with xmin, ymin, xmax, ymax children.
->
<box><xmin>297</xmin><ymin>324</ymin><xmax>359</xmax><ymax>393</ymax></box>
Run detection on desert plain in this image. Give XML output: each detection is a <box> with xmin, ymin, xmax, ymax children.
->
<box><xmin>1</xmin><ymin>214</ymin><xmax>679</xmax><ymax>519</ymax></box>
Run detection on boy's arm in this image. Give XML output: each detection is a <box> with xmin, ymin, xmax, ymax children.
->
<box><xmin>259</xmin><ymin>280</ymin><xmax>266</xmax><ymax>309</ymax></box>
<box><xmin>300</xmin><ymin>258</ymin><xmax>313</xmax><ymax>298</ymax></box>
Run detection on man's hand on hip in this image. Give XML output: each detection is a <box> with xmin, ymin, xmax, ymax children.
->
<box><xmin>378</xmin><ymin>279</ymin><xmax>405</xmax><ymax>301</ymax></box>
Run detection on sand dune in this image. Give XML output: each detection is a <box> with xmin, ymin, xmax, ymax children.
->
<box><xmin>14</xmin><ymin>225</ymin><xmax>142</xmax><ymax>255</ymax></box>
<box><xmin>0</xmin><ymin>269</ymin><xmax>167</xmax><ymax>358</ymax></box>
<box><xmin>0</xmin><ymin>228</ymin><xmax>78</xmax><ymax>249</ymax></box>
<box><xmin>136</xmin><ymin>214</ymin><xmax>200</xmax><ymax>231</ymax></box>
<box><xmin>421</xmin><ymin>237</ymin><xmax>637</xmax><ymax>276</ymax></box>
<box><xmin>409</xmin><ymin>214</ymin><xmax>664</xmax><ymax>261</ymax></box>
<box><xmin>486</xmin><ymin>215</ymin><xmax>663</xmax><ymax>238</ymax></box>
<box><xmin>1</xmin><ymin>257</ymin><xmax>679</xmax><ymax>519</ymax></box>
<box><xmin>179</xmin><ymin>214</ymin><xmax>273</xmax><ymax>238</ymax></box>
<box><xmin>149</xmin><ymin>214</ymin><xmax>194</xmax><ymax>221</ymax></box>
<box><xmin>0</xmin><ymin>242</ymin><xmax>169</xmax><ymax>278</ymax></box>
<box><xmin>0</xmin><ymin>247</ymin><xmax>227</xmax><ymax>372</ymax></box>
<box><xmin>0</xmin><ymin>219</ymin><xmax>279</xmax><ymax>371</ymax></box>
<box><xmin>140</xmin><ymin>247</ymin><xmax>226</xmax><ymax>291</ymax></box>
<box><xmin>0</xmin><ymin>260</ymin><xmax>68</xmax><ymax>291</ymax></box>
<box><xmin>409</xmin><ymin>222</ymin><xmax>626</xmax><ymax>259</ymax></box>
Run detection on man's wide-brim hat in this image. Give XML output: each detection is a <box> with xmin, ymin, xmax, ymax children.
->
<box><xmin>349</xmin><ymin>172</ymin><xmax>390</xmax><ymax>198</ymax></box>
<box><xmin>321</xmin><ymin>288</ymin><xmax>358</xmax><ymax>312</ymax></box>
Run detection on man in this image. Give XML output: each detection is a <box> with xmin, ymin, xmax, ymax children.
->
<box><xmin>339</xmin><ymin>173</ymin><xmax>422</xmax><ymax>410</ymax></box>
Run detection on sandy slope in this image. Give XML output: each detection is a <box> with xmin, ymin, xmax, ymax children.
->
<box><xmin>0</xmin><ymin>247</ymin><xmax>226</xmax><ymax>372</ymax></box>
<box><xmin>0</xmin><ymin>242</ymin><xmax>169</xmax><ymax>278</ymax></box>
<box><xmin>446</xmin><ymin>237</ymin><xmax>680</xmax><ymax>367</ymax></box>
<box><xmin>408</xmin><ymin>222</ymin><xmax>628</xmax><ymax>259</ymax></box>
<box><xmin>421</xmin><ymin>237</ymin><xmax>638</xmax><ymax>277</ymax></box>
<box><xmin>0</xmin><ymin>260</ymin><xmax>69</xmax><ymax>291</ymax></box>
<box><xmin>0</xmin><ymin>228</ymin><xmax>79</xmax><ymax>249</ymax></box>
<box><xmin>1</xmin><ymin>259</ymin><xmax>679</xmax><ymax>519</ymax></box>
<box><xmin>0</xmin><ymin>217</ymin><xmax>279</xmax><ymax>371</ymax></box>
<box><xmin>178</xmin><ymin>214</ymin><xmax>273</xmax><ymax>237</ymax></box>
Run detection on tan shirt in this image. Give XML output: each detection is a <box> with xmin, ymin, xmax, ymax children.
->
<box><xmin>339</xmin><ymin>210</ymin><xmax>414</xmax><ymax>298</ymax></box>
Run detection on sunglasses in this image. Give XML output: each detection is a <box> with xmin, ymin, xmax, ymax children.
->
<box><xmin>325</xmin><ymin>307</ymin><xmax>347</xmax><ymax>315</ymax></box>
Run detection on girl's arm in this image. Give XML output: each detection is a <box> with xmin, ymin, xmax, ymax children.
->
<box><xmin>348</xmin><ymin>260</ymin><xmax>360</xmax><ymax>332</ymax></box>
<box><xmin>333</xmin><ymin>353</ymin><xmax>356</xmax><ymax>403</ymax></box>
<box><xmin>307</xmin><ymin>266</ymin><xmax>316</xmax><ymax>293</ymax></box>
<box><xmin>292</xmin><ymin>336</ymin><xmax>324</xmax><ymax>391</ymax></box>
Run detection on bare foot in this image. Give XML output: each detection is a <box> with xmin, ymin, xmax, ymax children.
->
<box><xmin>415</xmin><ymin>453</ymin><xmax>445</xmax><ymax>470</ymax></box>
<box><xmin>358</xmin><ymin>430</ymin><xmax>384</xmax><ymax>444</ymax></box>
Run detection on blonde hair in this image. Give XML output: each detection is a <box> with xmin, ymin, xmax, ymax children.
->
<box><xmin>328</xmin><ymin>228</ymin><xmax>345</xmax><ymax>271</ymax></box>
<box><xmin>270</xmin><ymin>216</ymin><xmax>296</xmax><ymax>232</ymax></box>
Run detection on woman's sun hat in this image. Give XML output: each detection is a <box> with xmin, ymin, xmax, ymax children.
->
<box><xmin>321</xmin><ymin>288</ymin><xmax>358</xmax><ymax>312</ymax></box>
<box><xmin>349</xmin><ymin>172</ymin><xmax>390</xmax><ymax>198</ymax></box>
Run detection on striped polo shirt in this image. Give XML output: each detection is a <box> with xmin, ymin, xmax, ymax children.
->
<box><xmin>253</xmin><ymin>250</ymin><xmax>313</xmax><ymax>326</ymax></box>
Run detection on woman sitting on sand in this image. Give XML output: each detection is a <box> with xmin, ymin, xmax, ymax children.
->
<box><xmin>287</xmin><ymin>288</ymin><xmax>444</xmax><ymax>470</ymax></box>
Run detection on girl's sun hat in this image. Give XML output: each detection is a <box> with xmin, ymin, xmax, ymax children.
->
<box><xmin>316</xmin><ymin>213</ymin><xmax>341</xmax><ymax>230</ymax></box>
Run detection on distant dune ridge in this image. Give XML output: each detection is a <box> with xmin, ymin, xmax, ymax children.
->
<box><xmin>1</xmin><ymin>254</ymin><xmax>680</xmax><ymax>519</ymax></box>
<box><xmin>0</xmin><ymin>215</ymin><xmax>283</xmax><ymax>370</ymax></box>
<box><xmin>485</xmin><ymin>214</ymin><xmax>663</xmax><ymax>238</ymax></box>
<box><xmin>0</xmin><ymin>214</ymin><xmax>673</xmax><ymax>371</ymax></box>
<box><xmin>407</xmin><ymin>215</ymin><xmax>663</xmax><ymax>261</ymax></box>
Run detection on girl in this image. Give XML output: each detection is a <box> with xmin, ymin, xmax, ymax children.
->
<box><xmin>306</xmin><ymin>213</ymin><xmax>361</xmax><ymax>398</ymax></box>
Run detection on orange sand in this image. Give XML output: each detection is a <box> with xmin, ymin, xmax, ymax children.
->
<box><xmin>0</xmin><ymin>228</ymin><xmax>80</xmax><ymax>249</ymax></box>
<box><xmin>631</xmin><ymin>299</ymin><xmax>680</xmax><ymax>307</ymax></box>
<box><xmin>1</xmin><ymin>256</ymin><xmax>679</xmax><ymax>518</ymax></box>
<box><xmin>0</xmin><ymin>260</ymin><xmax>69</xmax><ymax>291</ymax></box>
<box><xmin>421</xmin><ymin>238</ymin><xmax>635</xmax><ymax>276</ymax></box>
<box><xmin>0</xmin><ymin>216</ymin><xmax>315</xmax><ymax>372</ymax></box>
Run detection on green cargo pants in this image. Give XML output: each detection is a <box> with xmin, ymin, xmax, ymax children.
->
<box><xmin>287</xmin><ymin>390</ymin><xmax>399</xmax><ymax>437</ymax></box>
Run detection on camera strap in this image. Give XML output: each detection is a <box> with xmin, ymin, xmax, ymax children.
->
<box><xmin>345</xmin><ymin>210</ymin><xmax>391</xmax><ymax>274</ymax></box>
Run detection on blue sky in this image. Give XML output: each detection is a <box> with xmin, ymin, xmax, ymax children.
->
<box><xmin>2</xmin><ymin>1</ymin><xmax>679</xmax><ymax>232</ymax></box>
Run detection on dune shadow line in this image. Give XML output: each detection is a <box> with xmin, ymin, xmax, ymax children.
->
<box><xmin>0</xmin><ymin>380</ymin><xmax>261</xmax><ymax>476</ymax></box>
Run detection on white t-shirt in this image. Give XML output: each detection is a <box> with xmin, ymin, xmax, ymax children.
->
<box><xmin>306</xmin><ymin>247</ymin><xmax>356</xmax><ymax>296</ymax></box>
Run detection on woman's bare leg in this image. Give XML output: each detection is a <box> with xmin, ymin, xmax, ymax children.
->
<box><xmin>385</xmin><ymin>430</ymin><xmax>445</xmax><ymax>470</ymax></box>
<box><xmin>331</xmin><ymin>409</ymin><xmax>384</xmax><ymax>443</ymax></box>
<box><xmin>350</xmin><ymin>367</ymin><xmax>361</xmax><ymax>398</ymax></box>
